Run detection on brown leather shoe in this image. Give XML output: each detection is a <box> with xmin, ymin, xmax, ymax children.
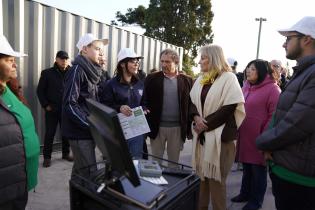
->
<box><xmin>62</xmin><ymin>154</ymin><xmax>74</xmax><ymax>162</ymax></box>
<box><xmin>43</xmin><ymin>159</ymin><xmax>51</xmax><ymax>168</ymax></box>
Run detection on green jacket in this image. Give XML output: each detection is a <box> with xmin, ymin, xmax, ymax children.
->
<box><xmin>1</xmin><ymin>87</ymin><xmax>40</xmax><ymax>190</ymax></box>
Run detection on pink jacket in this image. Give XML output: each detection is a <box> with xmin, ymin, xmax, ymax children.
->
<box><xmin>237</xmin><ymin>76</ymin><xmax>280</xmax><ymax>165</ymax></box>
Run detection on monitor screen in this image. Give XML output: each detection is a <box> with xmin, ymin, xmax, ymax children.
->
<box><xmin>86</xmin><ymin>99</ymin><xmax>140</xmax><ymax>187</ymax></box>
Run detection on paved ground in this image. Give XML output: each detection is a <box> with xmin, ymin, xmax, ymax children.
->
<box><xmin>26</xmin><ymin>140</ymin><xmax>276</xmax><ymax>210</ymax></box>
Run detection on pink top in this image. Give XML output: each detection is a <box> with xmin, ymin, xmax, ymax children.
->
<box><xmin>237</xmin><ymin>76</ymin><xmax>280</xmax><ymax>165</ymax></box>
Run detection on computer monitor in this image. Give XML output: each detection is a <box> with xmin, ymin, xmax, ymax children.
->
<box><xmin>86</xmin><ymin>99</ymin><xmax>140</xmax><ymax>187</ymax></box>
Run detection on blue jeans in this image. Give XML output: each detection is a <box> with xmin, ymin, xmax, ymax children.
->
<box><xmin>240</xmin><ymin>163</ymin><xmax>267</xmax><ymax>208</ymax></box>
<box><xmin>127</xmin><ymin>135</ymin><xmax>144</xmax><ymax>159</ymax></box>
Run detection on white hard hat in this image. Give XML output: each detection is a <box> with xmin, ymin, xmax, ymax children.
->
<box><xmin>117</xmin><ymin>48</ymin><xmax>143</xmax><ymax>63</ymax></box>
<box><xmin>278</xmin><ymin>16</ymin><xmax>315</xmax><ymax>39</ymax></box>
<box><xmin>76</xmin><ymin>33</ymin><xmax>109</xmax><ymax>52</ymax></box>
<box><xmin>227</xmin><ymin>57</ymin><xmax>237</xmax><ymax>67</ymax></box>
<box><xmin>0</xmin><ymin>35</ymin><xmax>27</xmax><ymax>57</ymax></box>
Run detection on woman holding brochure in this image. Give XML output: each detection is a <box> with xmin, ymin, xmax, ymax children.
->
<box><xmin>100</xmin><ymin>48</ymin><xmax>144</xmax><ymax>158</ymax></box>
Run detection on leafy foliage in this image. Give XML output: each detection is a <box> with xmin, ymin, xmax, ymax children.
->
<box><xmin>115</xmin><ymin>6</ymin><xmax>146</xmax><ymax>27</ymax></box>
<box><xmin>113</xmin><ymin>0</ymin><xmax>214</xmax><ymax>75</ymax></box>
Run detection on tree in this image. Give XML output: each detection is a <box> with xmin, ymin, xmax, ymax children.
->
<box><xmin>113</xmin><ymin>0</ymin><xmax>214</xmax><ymax>75</ymax></box>
<box><xmin>115</xmin><ymin>6</ymin><xmax>146</xmax><ymax>27</ymax></box>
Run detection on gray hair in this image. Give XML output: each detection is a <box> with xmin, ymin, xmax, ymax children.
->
<box><xmin>160</xmin><ymin>48</ymin><xmax>179</xmax><ymax>65</ymax></box>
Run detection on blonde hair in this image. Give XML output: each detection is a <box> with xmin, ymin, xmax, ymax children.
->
<box><xmin>200</xmin><ymin>44</ymin><xmax>231</xmax><ymax>73</ymax></box>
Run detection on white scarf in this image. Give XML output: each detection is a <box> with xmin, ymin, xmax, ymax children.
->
<box><xmin>190</xmin><ymin>72</ymin><xmax>245</xmax><ymax>182</ymax></box>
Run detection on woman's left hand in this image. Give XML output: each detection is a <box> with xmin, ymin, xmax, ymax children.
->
<box><xmin>193</xmin><ymin>116</ymin><xmax>208</xmax><ymax>134</ymax></box>
<box><xmin>193</xmin><ymin>126</ymin><xmax>203</xmax><ymax>135</ymax></box>
<box><xmin>120</xmin><ymin>105</ymin><xmax>133</xmax><ymax>116</ymax></box>
<box><xmin>194</xmin><ymin>116</ymin><xmax>208</xmax><ymax>133</ymax></box>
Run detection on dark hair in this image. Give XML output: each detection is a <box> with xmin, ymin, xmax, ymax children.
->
<box><xmin>114</xmin><ymin>57</ymin><xmax>139</xmax><ymax>83</ymax></box>
<box><xmin>0</xmin><ymin>84</ymin><xmax>4</xmax><ymax>95</ymax></box>
<box><xmin>137</xmin><ymin>69</ymin><xmax>146</xmax><ymax>81</ymax></box>
<box><xmin>160</xmin><ymin>49</ymin><xmax>179</xmax><ymax>65</ymax></box>
<box><xmin>0</xmin><ymin>53</ymin><xmax>10</xmax><ymax>59</ymax></box>
<box><xmin>7</xmin><ymin>78</ymin><xmax>28</xmax><ymax>105</ymax></box>
<box><xmin>246</xmin><ymin>59</ymin><xmax>271</xmax><ymax>85</ymax></box>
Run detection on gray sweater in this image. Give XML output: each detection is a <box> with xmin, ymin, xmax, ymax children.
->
<box><xmin>160</xmin><ymin>77</ymin><xmax>180</xmax><ymax>127</ymax></box>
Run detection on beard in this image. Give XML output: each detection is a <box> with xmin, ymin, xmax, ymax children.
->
<box><xmin>286</xmin><ymin>42</ymin><xmax>303</xmax><ymax>60</ymax></box>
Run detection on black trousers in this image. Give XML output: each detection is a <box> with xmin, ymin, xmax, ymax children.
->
<box><xmin>0</xmin><ymin>191</ymin><xmax>28</xmax><ymax>210</ymax></box>
<box><xmin>270</xmin><ymin>172</ymin><xmax>315</xmax><ymax>210</ymax></box>
<box><xmin>43</xmin><ymin>111</ymin><xmax>70</xmax><ymax>159</ymax></box>
<box><xmin>142</xmin><ymin>137</ymin><xmax>148</xmax><ymax>160</ymax></box>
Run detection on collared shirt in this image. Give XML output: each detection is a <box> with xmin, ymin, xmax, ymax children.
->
<box><xmin>163</xmin><ymin>70</ymin><xmax>178</xmax><ymax>79</ymax></box>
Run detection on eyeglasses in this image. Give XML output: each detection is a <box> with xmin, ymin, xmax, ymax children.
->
<box><xmin>272</xmin><ymin>64</ymin><xmax>281</xmax><ymax>69</ymax></box>
<box><xmin>128</xmin><ymin>59</ymin><xmax>140</xmax><ymax>64</ymax></box>
<box><xmin>285</xmin><ymin>34</ymin><xmax>304</xmax><ymax>44</ymax></box>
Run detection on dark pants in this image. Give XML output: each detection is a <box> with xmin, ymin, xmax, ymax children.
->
<box><xmin>43</xmin><ymin>111</ymin><xmax>70</xmax><ymax>159</ymax></box>
<box><xmin>142</xmin><ymin>137</ymin><xmax>148</xmax><ymax>160</ymax></box>
<box><xmin>0</xmin><ymin>191</ymin><xmax>28</xmax><ymax>210</ymax></box>
<box><xmin>239</xmin><ymin>163</ymin><xmax>267</xmax><ymax>208</ymax></box>
<box><xmin>127</xmin><ymin>135</ymin><xmax>144</xmax><ymax>159</ymax></box>
<box><xmin>270</xmin><ymin>172</ymin><xmax>315</xmax><ymax>210</ymax></box>
<box><xmin>69</xmin><ymin>140</ymin><xmax>96</xmax><ymax>178</ymax></box>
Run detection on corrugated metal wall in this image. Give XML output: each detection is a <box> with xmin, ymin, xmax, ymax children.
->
<box><xmin>0</xmin><ymin>0</ymin><xmax>184</xmax><ymax>144</ymax></box>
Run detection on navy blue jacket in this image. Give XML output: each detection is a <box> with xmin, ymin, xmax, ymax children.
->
<box><xmin>62</xmin><ymin>57</ymin><xmax>101</xmax><ymax>140</ymax></box>
<box><xmin>100</xmin><ymin>76</ymin><xmax>144</xmax><ymax>112</ymax></box>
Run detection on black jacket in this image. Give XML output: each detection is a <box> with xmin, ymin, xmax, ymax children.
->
<box><xmin>62</xmin><ymin>55</ymin><xmax>102</xmax><ymax>140</ymax></box>
<box><xmin>141</xmin><ymin>71</ymin><xmax>193</xmax><ymax>141</ymax></box>
<box><xmin>37</xmin><ymin>63</ymin><xmax>69</xmax><ymax>113</ymax></box>
<box><xmin>0</xmin><ymin>99</ymin><xmax>27</xmax><ymax>204</ymax></box>
<box><xmin>98</xmin><ymin>70</ymin><xmax>111</xmax><ymax>96</ymax></box>
<box><xmin>256</xmin><ymin>55</ymin><xmax>315</xmax><ymax>177</ymax></box>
